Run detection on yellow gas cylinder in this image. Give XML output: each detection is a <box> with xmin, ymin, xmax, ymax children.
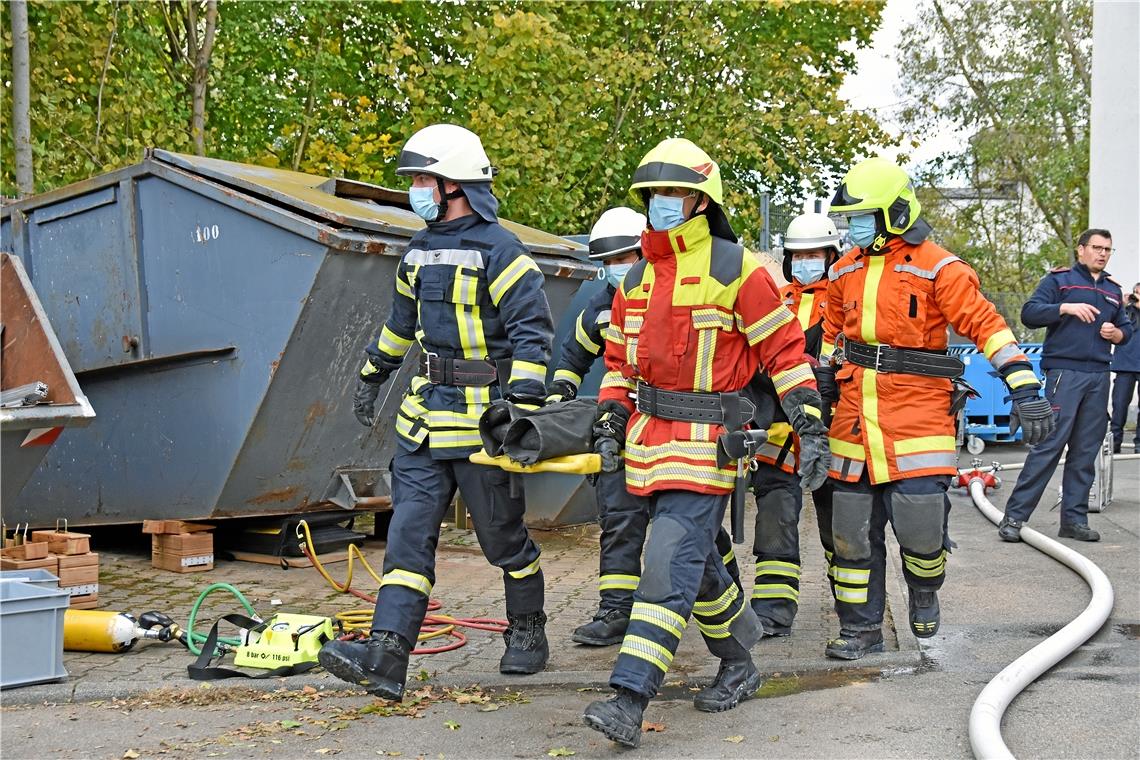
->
<box><xmin>63</xmin><ymin>610</ymin><xmax>138</xmax><ymax>653</ymax></box>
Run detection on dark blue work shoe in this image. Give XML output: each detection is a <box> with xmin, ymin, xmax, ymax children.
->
<box><xmin>1058</xmin><ymin>523</ymin><xmax>1100</xmax><ymax>542</ymax></box>
<box><xmin>997</xmin><ymin>517</ymin><xmax>1023</xmax><ymax>542</ymax></box>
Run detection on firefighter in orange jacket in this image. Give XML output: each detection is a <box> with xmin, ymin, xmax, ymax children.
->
<box><xmin>582</xmin><ymin>138</ymin><xmax>830</xmax><ymax>748</ymax></box>
<box><xmin>819</xmin><ymin>157</ymin><xmax>1055</xmax><ymax>659</ymax></box>
<box><xmin>749</xmin><ymin>213</ymin><xmax>843</xmax><ymax>637</ymax></box>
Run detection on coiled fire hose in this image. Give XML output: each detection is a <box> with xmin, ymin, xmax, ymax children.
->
<box><xmin>962</xmin><ymin>453</ymin><xmax>1139</xmax><ymax>759</ymax></box>
<box><xmin>295</xmin><ymin>519</ymin><xmax>507</xmax><ymax>655</ymax></box>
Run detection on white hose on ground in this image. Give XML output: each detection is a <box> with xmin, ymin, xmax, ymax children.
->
<box><xmin>965</xmin><ymin>453</ymin><xmax>1139</xmax><ymax>759</ymax></box>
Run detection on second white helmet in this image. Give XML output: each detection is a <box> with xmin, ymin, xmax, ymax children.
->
<box><xmin>783</xmin><ymin>213</ymin><xmax>842</xmax><ymax>253</ymax></box>
<box><xmin>396</xmin><ymin>124</ymin><xmax>495</xmax><ymax>183</ymax></box>
<box><xmin>588</xmin><ymin>207</ymin><xmax>647</xmax><ymax>260</ymax></box>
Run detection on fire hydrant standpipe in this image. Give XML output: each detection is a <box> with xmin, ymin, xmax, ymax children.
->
<box><xmin>961</xmin><ymin>454</ymin><xmax>1139</xmax><ymax>759</ymax></box>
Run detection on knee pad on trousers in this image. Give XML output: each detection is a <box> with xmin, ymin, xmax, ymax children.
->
<box><xmin>639</xmin><ymin>516</ymin><xmax>687</xmax><ymax>602</ymax></box>
<box><xmin>890</xmin><ymin>492</ymin><xmax>947</xmax><ymax>555</ymax></box>
<box><xmin>831</xmin><ymin>490</ymin><xmax>874</xmax><ymax>560</ymax></box>
<box><xmin>753</xmin><ymin>488</ymin><xmax>800</xmax><ymax>556</ymax></box>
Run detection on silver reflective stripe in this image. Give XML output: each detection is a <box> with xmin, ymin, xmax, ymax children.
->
<box><xmin>897</xmin><ymin>452</ymin><xmax>957</xmax><ymax>472</ymax></box>
<box><xmin>596</xmin><ymin>309</ymin><xmax>612</xmax><ymax>324</ymax></box>
<box><xmin>989</xmin><ymin>343</ymin><xmax>1022</xmax><ymax>371</ymax></box>
<box><xmin>788</xmin><ymin>234</ymin><xmax>840</xmax><ymax>246</ymax></box>
<box><xmin>829</xmin><ymin>261</ymin><xmax>865</xmax><ymax>281</ymax></box>
<box><xmin>404</xmin><ymin>248</ymin><xmax>486</xmax><ymax>268</ymax></box>
<box><xmin>893</xmin><ymin>256</ymin><xmax>961</xmax><ymax>280</ymax></box>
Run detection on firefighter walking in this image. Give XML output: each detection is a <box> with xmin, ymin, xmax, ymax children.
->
<box><xmin>582</xmin><ymin>138</ymin><xmax>830</xmax><ymax>748</ymax></box>
<box><xmin>552</xmin><ymin>207</ymin><xmax>742</xmax><ymax>647</ymax></box>
<box><xmin>319</xmin><ymin>124</ymin><xmax>554</xmax><ymax>699</ymax></box>
<box><xmin>819</xmin><ymin>157</ymin><xmax>1055</xmax><ymax>659</ymax></box>
<box><xmin>750</xmin><ymin>213</ymin><xmax>843</xmax><ymax>637</ymax></box>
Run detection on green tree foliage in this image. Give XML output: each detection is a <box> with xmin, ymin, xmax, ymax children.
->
<box><xmin>5</xmin><ymin>1</ymin><xmax>887</xmax><ymax>243</ymax></box>
<box><xmin>898</xmin><ymin>0</ymin><xmax>1091</xmax><ymax>273</ymax></box>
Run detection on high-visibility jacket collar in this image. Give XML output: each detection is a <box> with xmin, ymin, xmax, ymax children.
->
<box><xmin>641</xmin><ymin>215</ymin><xmax>711</xmax><ymax>263</ymax></box>
<box><xmin>789</xmin><ymin>275</ymin><xmax>828</xmax><ymax>298</ymax></box>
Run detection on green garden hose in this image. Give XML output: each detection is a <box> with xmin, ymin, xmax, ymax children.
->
<box><xmin>184</xmin><ymin>582</ymin><xmax>259</xmax><ymax>655</ymax></box>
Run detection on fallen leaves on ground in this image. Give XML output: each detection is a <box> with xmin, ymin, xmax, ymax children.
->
<box><xmin>547</xmin><ymin>748</ymin><xmax>575</xmax><ymax>757</ymax></box>
<box><xmin>642</xmin><ymin>720</ymin><xmax>666</xmax><ymax>733</ymax></box>
<box><xmin>724</xmin><ymin>735</ymin><xmax>745</xmax><ymax>743</ymax></box>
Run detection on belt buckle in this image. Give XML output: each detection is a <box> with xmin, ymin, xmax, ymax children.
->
<box><xmin>424</xmin><ymin>351</ymin><xmax>441</xmax><ymax>383</ymax></box>
<box><xmin>873</xmin><ymin>344</ymin><xmax>886</xmax><ymax>372</ymax></box>
<box><xmin>832</xmin><ymin>334</ymin><xmax>847</xmax><ymax>366</ymax></box>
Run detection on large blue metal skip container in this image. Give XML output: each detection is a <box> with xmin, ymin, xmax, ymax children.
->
<box><xmin>0</xmin><ymin>150</ymin><xmax>597</xmax><ymax>527</ymax></box>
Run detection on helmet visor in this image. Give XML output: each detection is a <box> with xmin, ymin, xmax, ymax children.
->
<box><xmin>631</xmin><ymin>161</ymin><xmax>711</xmax><ymax>189</ymax></box>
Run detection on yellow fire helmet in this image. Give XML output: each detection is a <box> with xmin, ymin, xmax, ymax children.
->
<box><xmin>630</xmin><ymin>138</ymin><xmax>724</xmax><ymax>205</ymax></box>
<box><xmin>830</xmin><ymin>157</ymin><xmax>922</xmax><ymax>236</ymax></box>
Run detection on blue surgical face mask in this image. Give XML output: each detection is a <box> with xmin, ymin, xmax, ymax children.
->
<box><xmin>605</xmin><ymin>262</ymin><xmax>634</xmax><ymax>289</ymax></box>
<box><xmin>409</xmin><ymin>186</ymin><xmax>440</xmax><ymax>222</ymax></box>
<box><xmin>847</xmin><ymin>214</ymin><xmax>877</xmax><ymax>248</ymax></box>
<box><xmin>648</xmin><ymin>194</ymin><xmax>688</xmax><ymax>231</ymax></box>
<box><xmin>790</xmin><ymin>258</ymin><xmax>826</xmax><ymax>285</ymax></box>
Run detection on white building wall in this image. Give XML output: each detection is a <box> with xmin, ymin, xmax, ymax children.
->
<box><xmin>1089</xmin><ymin>0</ymin><xmax>1140</xmax><ymax>289</ymax></box>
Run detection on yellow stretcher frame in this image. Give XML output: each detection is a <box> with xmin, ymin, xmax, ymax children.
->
<box><xmin>469</xmin><ymin>450</ymin><xmax>602</xmax><ymax>474</ymax></box>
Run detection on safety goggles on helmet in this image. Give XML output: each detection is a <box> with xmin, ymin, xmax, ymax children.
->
<box><xmin>396</xmin><ymin>124</ymin><xmax>496</xmax><ymax>183</ymax></box>
<box><xmin>630</xmin><ymin>138</ymin><xmax>724</xmax><ymax>205</ymax></box>
<box><xmin>830</xmin><ymin>157</ymin><xmax>921</xmax><ymax>236</ymax></box>
<box><xmin>588</xmin><ymin>207</ymin><xmax>647</xmax><ymax>261</ymax></box>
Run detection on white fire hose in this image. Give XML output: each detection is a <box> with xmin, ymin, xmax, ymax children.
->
<box><xmin>964</xmin><ymin>453</ymin><xmax>1140</xmax><ymax>759</ymax></box>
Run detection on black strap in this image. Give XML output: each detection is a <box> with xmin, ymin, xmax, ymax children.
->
<box><xmin>635</xmin><ymin>382</ymin><xmax>755</xmax><ymax>431</ymax></box>
<box><xmin>187</xmin><ymin>614</ymin><xmax>322</xmax><ymax>681</ymax></box>
<box><xmin>418</xmin><ymin>354</ymin><xmax>501</xmax><ymax>386</ymax></box>
<box><xmin>841</xmin><ymin>340</ymin><xmax>964</xmax><ymax>379</ymax></box>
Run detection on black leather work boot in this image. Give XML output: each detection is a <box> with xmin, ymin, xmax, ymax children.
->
<box><xmin>997</xmin><ymin>516</ymin><xmax>1023</xmax><ymax>542</ymax></box>
<box><xmin>583</xmin><ymin>688</ymin><xmax>649</xmax><ymax>748</ymax></box>
<box><xmin>499</xmin><ymin>611</ymin><xmax>549</xmax><ymax>674</ymax></box>
<box><xmin>693</xmin><ymin>656</ymin><xmax>762</xmax><ymax>713</ymax></box>
<box><xmin>908</xmin><ymin>588</ymin><xmax>940</xmax><ymax>638</ymax></box>
<box><xmin>571</xmin><ymin>608</ymin><xmax>630</xmax><ymax>646</ymax></box>
<box><xmin>824</xmin><ymin>629</ymin><xmax>885</xmax><ymax>660</ymax></box>
<box><xmin>318</xmin><ymin>631</ymin><xmax>411</xmax><ymax>701</ymax></box>
<box><xmin>1058</xmin><ymin>523</ymin><xmax>1100</xmax><ymax>542</ymax></box>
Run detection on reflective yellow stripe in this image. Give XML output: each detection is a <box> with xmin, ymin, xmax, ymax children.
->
<box><xmin>904</xmin><ymin>551</ymin><xmax>946</xmax><ymax>569</ymax></box>
<box><xmin>751</xmin><ymin>583</ymin><xmax>800</xmax><ymax>602</ymax></box>
<box><xmin>692</xmin><ymin>583</ymin><xmax>739</xmax><ymax>617</ymax></box>
<box><xmin>755</xmin><ymin>561</ymin><xmax>801</xmax><ymax>579</ymax></box>
<box><xmin>722</xmin><ymin>549</ymin><xmax>735</xmax><ymax>566</ymax></box>
<box><xmin>693</xmin><ymin>323</ymin><xmax>716</xmax><ymax>392</ymax></box>
<box><xmin>983</xmin><ymin>328</ymin><xmax>1016</xmax><ymax>360</ymax></box>
<box><xmin>796</xmin><ymin>291</ymin><xmax>815</xmax><ymax>330</ymax></box>
<box><xmin>894</xmin><ymin>435</ymin><xmax>956</xmax><ymax>455</ymax></box>
<box><xmin>380</xmin><ymin>569</ymin><xmax>433</xmax><ymax>597</ymax></box>
<box><xmin>395</xmin><ymin>274</ymin><xmax>413</xmax><ymax>299</ymax></box>
<box><xmin>835</xmin><ymin>585</ymin><xmax>869</xmax><ymax>603</ymax></box>
<box><xmin>619</xmin><ymin>634</ymin><xmax>674</xmax><ymax>673</ymax></box>
<box><xmin>576</xmin><ymin>315</ymin><xmax>602</xmax><ymax>354</ymax></box>
<box><xmin>428</xmin><ymin>430</ymin><xmax>484</xmax><ymax>448</ymax></box>
<box><xmin>510</xmin><ymin>360</ymin><xmax>546</xmax><ymax>384</ymax></box>
<box><xmin>695</xmin><ymin>605</ymin><xmax>744</xmax><ymax>639</ymax></box>
<box><xmin>508</xmin><ymin>557</ymin><xmax>541</xmax><ymax>579</ymax></box>
<box><xmin>904</xmin><ymin>558</ymin><xmax>945</xmax><ymax>578</ymax></box>
<box><xmin>376</xmin><ymin>326</ymin><xmax>414</xmax><ymax>357</ymax></box>
<box><xmin>829</xmin><ymin>437</ymin><xmax>866</xmax><ymax>460</ymax></box>
<box><xmin>488</xmin><ymin>255</ymin><xmax>540</xmax><ymax>304</ymax></box>
<box><xmin>553</xmin><ymin>368</ymin><xmax>583</xmax><ymax>386</ymax></box>
<box><xmin>361</xmin><ymin>359</ymin><xmax>384</xmax><ymax>377</ymax></box>
<box><xmin>626</xmin><ymin>467</ymin><xmax>735</xmax><ymax>491</ymax></box>
<box><xmin>742</xmin><ymin>305</ymin><xmax>795</xmax><ymax>345</ymax></box>
<box><xmin>630</xmin><ymin>602</ymin><xmax>686</xmax><ymax>639</ymax></box>
<box><xmin>1005</xmin><ymin>370</ymin><xmax>1040</xmax><ymax>389</ymax></box>
<box><xmin>860</xmin><ymin>255</ymin><xmax>885</xmax><ymax>344</ymax></box>
<box><xmin>832</xmin><ymin>567</ymin><xmax>870</xmax><ymax>583</ymax></box>
<box><xmin>601</xmin><ymin>370</ymin><xmax>636</xmax><ymax>391</ymax></box>
<box><xmin>862</xmin><ymin>369</ymin><xmax>889</xmax><ymax>481</ymax></box>
<box><xmin>804</xmin><ymin>404</ymin><xmax>822</xmax><ymax>419</ymax></box>
<box><xmin>772</xmin><ymin>363</ymin><xmax>815</xmax><ymax>395</ymax></box>
<box><xmin>599</xmin><ymin>574</ymin><xmax>639</xmax><ymax>591</ymax></box>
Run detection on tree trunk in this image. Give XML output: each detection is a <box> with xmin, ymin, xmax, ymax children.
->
<box><xmin>189</xmin><ymin>0</ymin><xmax>217</xmax><ymax>156</ymax></box>
<box><xmin>10</xmin><ymin>0</ymin><xmax>34</xmax><ymax>196</ymax></box>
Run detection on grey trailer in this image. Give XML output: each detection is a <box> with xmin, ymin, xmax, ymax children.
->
<box><xmin>0</xmin><ymin>150</ymin><xmax>597</xmax><ymax>527</ymax></box>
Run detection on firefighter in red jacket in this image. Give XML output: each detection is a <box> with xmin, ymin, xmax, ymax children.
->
<box><xmin>582</xmin><ymin>138</ymin><xmax>830</xmax><ymax>748</ymax></box>
<box><xmin>819</xmin><ymin>157</ymin><xmax>1054</xmax><ymax>659</ymax></box>
<box><xmin>750</xmin><ymin>213</ymin><xmax>843</xmax><ymax>637</ymax></box>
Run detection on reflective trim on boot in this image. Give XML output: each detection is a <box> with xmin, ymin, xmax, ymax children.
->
<box><xmin>693</xmin><ymin>657</ymin><xmax>762</xmax><ymax>713</ymax></box>
<box><xmin>824</xmin><ymin>629</ymin><xmax>885</xmax><ymax>660</ymax></box>
<box><xmin>317</xmin><ymin>632</ymin><xmax>410</xmax><ymax>700</ymax></box>
<box><xmin>908</xmin><ymin>588</ymin><xmax>940</xmax><ymax>638</ymax></box>
<box><xmin>571</xmin><ymin>608</ymin><xmax>630</xmax><ymax>646</ymax></box>
<box><xmin>583</xmin><ymin>689</ymin><xmax>647</xmax><ymax>748</ymax></box>
<box><xmin>500</xmin><ymin>611</ymin><xmax>550</xmax><ymax>674</ymax></box>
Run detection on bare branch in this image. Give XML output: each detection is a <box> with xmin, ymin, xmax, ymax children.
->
<box><xmin>95</xmin><ymin>3</ymin><xmax>121</xmax><ymax>154</ymax></box>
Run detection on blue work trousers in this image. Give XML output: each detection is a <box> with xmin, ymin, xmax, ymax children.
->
<box><xmin>1004</xmin><ymin>369</ymin><xmax>1110</xmax><ymax>527</ymax></box>
<box><xmin>371</xmin><ymin>443</ymin><xmax>544</xmax><ymax>646</ymax></box>
<box><xmin>1110</xmin><ymin>371</ymin><xmax>1140</xmax><ymax>450</ymax></box>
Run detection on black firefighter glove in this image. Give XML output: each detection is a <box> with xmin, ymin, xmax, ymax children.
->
<box><xmin>1009</xmin><ymin>389</ymin><xmax>1055</xmax><ymax>446</ymax></box>
<box><xmin>814</xmin><ymin>364</ymin><xmax>839</xmax><ymax>406</ymax></box>
<box><xmin>592</xmin><ymin>400</ymin><xmax>631</xmax><ymax>473</ymax></box>
<box><xmin>352</xmin><ymin>359</ymin><xmax>393</xmax><ymax>427</ymax></box>
<box><xmin>544</xmin><ymin>379</ymin><xmax>579</xmax><ymax>406</ymax></box>
<box><xmin>780</xmin><ymin>386</ymin><xmax>831</xmax><ymax>492</ymax></box>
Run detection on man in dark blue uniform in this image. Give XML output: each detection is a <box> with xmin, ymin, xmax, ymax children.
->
<box><xmin>999</xmin><ymin>229</ymin><xmax>1132</xmax><ymax>542</ymax></box>
<box><xmin>1110</xmin><ymin>282</ymin><xmax>1140</xmax><ymax>453</ymax></box>
<box><xmin>319</xmin><ymin>124</ymin><xmax>555</xmax><ymax>699</ymax></box>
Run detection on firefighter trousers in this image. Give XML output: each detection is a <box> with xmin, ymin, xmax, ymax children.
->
<box><xmin>829</xmin><ymin>474</ymin><xmax>950</xmax><ymax>633</ymax></box>
<box><xmin>595</xmin><ymin>468</ymin><xmax>741</xmax><ymax>613</ymax></box>
<box><xmin>371</xmin><ymin>442</ymin><xmax>544</xmax><ymax>647</ymax></box>
<box><xmin>751</xmin><ymin>464</ymin><xmax>836</xmax><ymax>632</ymax></box>
<box><xmin>610</xmin><ymin>490</ymin><xmax>762</xmax><ymax>699</ymax></box>
<box><xmin>1004</xmin><ymin>369</ymin><xmax>1110</xmax><ymax>527</ymax></box>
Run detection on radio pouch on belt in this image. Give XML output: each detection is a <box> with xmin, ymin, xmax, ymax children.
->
<box><xmin>188</xmin><ymin>613</ymin><xmax>335</xmax><ymax>681</ymax></box>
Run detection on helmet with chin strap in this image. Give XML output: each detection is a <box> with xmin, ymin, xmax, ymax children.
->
<box><xmin>830</xmin><ymin>157</ymin><xmax>923</xmax><ymax>251</ymax></box>
<box><xmin>397</xmin><ymin>124</ymin><xmax>499</xmax><ymax>222</ymax></box>
<box><xmin>781</xmin><ymin>212</ymin><xmax>842</xmax><ymax>282</ymax></box>
<box><xmin>588</xmin><ymin>207</ymin><xmax>647</xmax><ymax>261</ymax></box>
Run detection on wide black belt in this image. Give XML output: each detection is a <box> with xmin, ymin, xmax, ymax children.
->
<box><xmin>839</xmin><ymin>339</ymin><xmax>964</xmax><ymax>379</ymax></box>
<box><xmin>418</xmin><ymin>353</ymin><xmax>504</xmax><ymax>387</ymax></box>
<box><xmin>635</xmin><ymin>381</ymin><xmax>755</xmax><ymax>431</ymax></box>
